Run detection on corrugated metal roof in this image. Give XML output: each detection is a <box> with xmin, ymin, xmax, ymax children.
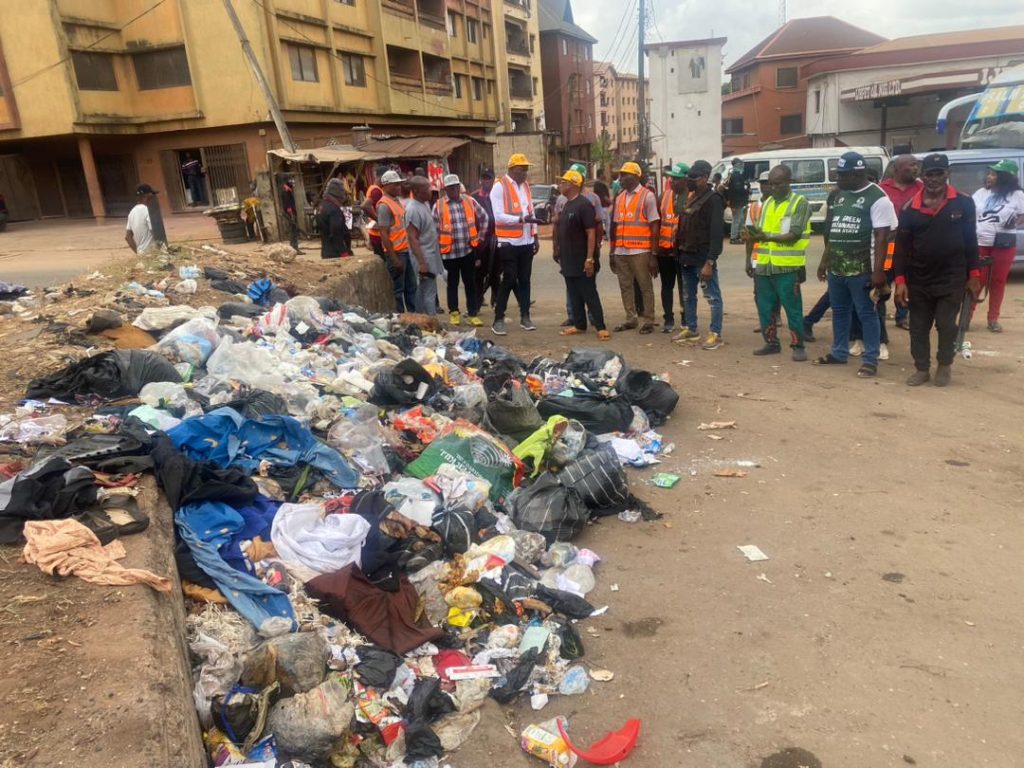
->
<box><xmin>267</xmin><ymin>145</ymin><xmax>384</xmax><ymax>163</ymax></box>
<box><xmin>727</xmin><ymin>16</ymin><xmax>885</xmax><ymax>73</ymax></box>
<box><xmin>361</xmin><ymin>136</ymin><xmax>470</xmax><ymax>157</ymax></box>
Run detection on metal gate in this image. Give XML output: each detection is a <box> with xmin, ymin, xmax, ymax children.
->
<box><xmin>201</xmin><ymin>144</ymin><xmax>250</xmax><ymax>206</ymax></box>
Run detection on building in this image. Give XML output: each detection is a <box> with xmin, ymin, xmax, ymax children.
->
<box><xmin>721</xmin><ymin>17</ymin><xmax>885</xmax><ymax>156</ymax></box>
<box><xmin>0</xmin><ymin>0</ymin><xmax>543</xmax><ymax>223</ymax></box>
<box><xmin>538</xmin><ymin>0</ymin><xmax>597</xmax><ymax>170</ymax></box>
<box><xmin>804</xmin><ymin>26</ymin><xmax>1024</xmax><ymax>152</ymax></box>
<box><xmin>646</xmin><ymin>37</ymin><xmax>727</xmax><ymax>170</ymax></box>
<box><xmin>593</xmin><ymin>61</ymin><xmax>649</xmax><ymax>172</ymax></box>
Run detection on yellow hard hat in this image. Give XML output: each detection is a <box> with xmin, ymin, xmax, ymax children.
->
<box><xmin>619</xmin><ymin>161</ymin><xmax>642</xmax><ymax>177</ymax></box>
<box><xmin>508</xmin><ymin>153</ymin><xmax>531</xmax><ymax>168</ymax></box>
<box><xmin>560</xmin><ymin>169</ymin><xmax>583</xmax><ymax>187</ymax></box>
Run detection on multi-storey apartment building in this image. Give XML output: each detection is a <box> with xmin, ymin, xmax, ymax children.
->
<box><xmin>593</xmin><ymin>60</ymin><xmax>648</xmax><ymax>170</ymax></box>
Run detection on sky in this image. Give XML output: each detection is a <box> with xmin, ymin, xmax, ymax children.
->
<box><xmin>575</xmin><ymin>0</ymin><xmax>1024</xmax><ymax>73</ymax></box>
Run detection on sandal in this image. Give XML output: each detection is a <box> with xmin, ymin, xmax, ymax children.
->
<box><xmin>597</xmin><ymin>330</ymin><xmax>611</xmax><ymax>341</ymax></box>
<box><xmin>857</xmin><ymin>363</ymin><xmax>877</xmax><ymax>378</ymax></box>
<box><xmin>813</xmin><ymin>354</ymin><xmax>847</xmax><ymax>365</ymax></box>
<box><xmin>638</xmin><ymin>325</ymin><xmax>654</xmax><ymax>335</ymax></box>
<box><xmin>559</xmin><ymin>327</ymin><xmax>582</xmax><ymax>336</ymax></box>
<box><xmin>613</xmin><ymin>323</ymin><xmax>637</xmax><ymax>332</ymax></box>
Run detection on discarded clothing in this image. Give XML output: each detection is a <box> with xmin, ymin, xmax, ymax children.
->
<box><xmin>307</xmin><ymin>564</ymin><xmax>444</xmax><ymax>655</ymax></box>
<box><xmin>0</xmin><ymin>281</ymin><xmax>29</xmax><ymax>300</ymax></box>
<box><xmin>26</xmin><ymin>350</ymin><xmax>181</xmax><ymax>401</ymax></box>
<box><xmin>270</xmin><ymin>502</ymin><xmax>370</xmax><ymax>579</ymax></box>
<box><xmin>0</xmin><ymin>457</ymin><xmax>97</xmax><ymax>544</ymax></box>
<box><xmin>152</xmin><ymin>435</ymin><xmax>258</xmax><ymax>511</ymax></box>
<box><xmin>176</xmin><ymin>501</ymin><xmax>296</xmax><ymax>636</ymax></box>
<box><xmin>21</xmin><ymin>519</ymin><xmax>171</xmax><ymax>592</ymax></box>
<box><xmin>168</xmin><ymin>407</ymin><xmax>359</xmax><ymax>488</ymax></box>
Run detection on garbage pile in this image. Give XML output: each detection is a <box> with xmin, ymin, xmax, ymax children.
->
<box><xmin>1</xmin><ymin>286</ymin><xmax>679</xmax><ymax>768</ymax></box>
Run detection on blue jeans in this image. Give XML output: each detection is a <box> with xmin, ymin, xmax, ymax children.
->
<box><xmin>679</xmin><ymin>260</ymin><xmax>723</xmax><ymax>335</ymax></box>
<box><xmin>384</xmin><ymin>250</ymin><xmax>417</xmax><ymax>312</ymax></box>
<box><xmin>730</xmin><ymin>206</ymin><xmax>746</xmax><ymax>240</ymax></box>
<box><xmin>827</xmin><ymin>272</ymin><xmax>880</xmax><ymax>366</ymax></box>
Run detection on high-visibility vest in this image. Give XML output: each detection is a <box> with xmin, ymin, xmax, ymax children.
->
<box><xmin>494</xmin><ymin>175</ymin><xmax>533</xmax><ymax>240</ymax></box>
<box><xmin>758</xmin><ymin>192</ymin><xmax>810</xmax><ymax>268</ymax></box>
<box><xmin>379</xmin><ymin>195</ymin><xmax>409</xmax><ymax>252</ymax></box>
<box><xmin>437</xmin><ymin>195</ymin><xmax>480</xmax><ymax>254</ymax></box>
<box><xmin>747</xmin><ymin>198</ymin><xmax>764</xmax><ymax>262</ymax></box>
<box><xmin>658</xmin><ymin>192</ymin><xmax>680</xmax><ymax>250</ymax></box>
<box><xmin>614</xmin><ymin>187</ymin><xmax>654</xmax><ymax>250</ymax></box>
<box><xmin>365</xmin><ymin>184</ymin><xmax>383</xmax><ymax>238</ymax></box>
<box><xmin>884</xmin><ymin>240</ymin><xmax>895</xmax><ymax>270</ymax></box>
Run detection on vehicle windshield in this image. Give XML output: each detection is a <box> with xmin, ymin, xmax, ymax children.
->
<box><xmin>962</xmin><ymin>83</ymin><xmax>1024</xmax><ymax>149</ymax></box>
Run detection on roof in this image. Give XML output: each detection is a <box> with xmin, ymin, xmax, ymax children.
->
<box><xmin>267</xmin><ymin>145</ymin><xmax>381</xmax><ymax>164</ymax></box>
<box><xmin>267</xmin><ymin>136</ymin><xmax>472</xmax><ymax>164</ymax></box>
<box><xmin>539</xmin><ymin>0</ymin><xmax>598</xmax><ymax>44</ymax></box>
<box><xmin>644</xmin><ymin>37</ymin><xmax>728</xmax><ymax>53</ymax></box>
<box><xmin>803</xmin><ymin>25</ymin><xmax>1024</xmax><ymax>78</ymax></box>
<box><xmin>726</xmin><ymin>16</ymin><xmax>886</xmax><ymax>73</ymax></box>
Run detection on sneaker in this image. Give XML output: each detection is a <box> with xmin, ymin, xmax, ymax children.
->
<box><xmin>752</xmin><ymin>344</ymin><xmax>782</xmax><ymax>356</ymax></box>
<box><xmin>520</xmin><ymin>316</ymin><xmax>537</xmax><ymax>331</ymax></box>
<box><xmin>988</xmin><ymin>321</ymin><xmax>1003</xmax><ymax>333</ymax></box>
<box><xmin>849</xmin><ymin>339</ymin><xmax>865</xmax><ymax>357</ymax></box>
<box><xmin>491</xmin><ymin>319</ymin><xmax>507</xmax><ymax>336</ymax></box>
<box><xmin>906</xmin><ymin>369</ymin><xmax>930</xmax><ymax>386</ymax></box>
<box><xmin>466</xmin><ymin>315</ymin><xmax>484</xmax><ymax>327</ymax></box>
<box><xmin>661</xmin><ymin>323</ymin><xmax>676</xmax><ymax>334</ymax></box>
<box><xmin>701</xmin><ymin>332</ymin><xmax>723</xmax><ymax>350</ymax></box>
<box><xmin>674</xmin><ymin>328</ymin><xmax>700</xmax><ymax>342</ymax></box>
<box><xmin>878</xmin><ymin>343</ymin><xmax>889</xmax><ymax>361</ymax></box>
<box><xmin>934</xmin><ymin>364</ymin><xmax>952</xmax><ymax>387</ymax></box>
<box><xmin>449</xmin><ymin>310</ymin><xmax>461</xmax><ymax>326</ymax></box>
<box><xmin>792</xmin><ymin>347</ymin><xmax>808</xmax><ymax>362</ymax></box>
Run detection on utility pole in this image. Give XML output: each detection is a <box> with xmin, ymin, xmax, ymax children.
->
<box><xmin>637</xmin><ymin>0</ymin><xmax>648</xmax><ymax>170</ymax></box>
<box><xmin>222</xmin><ymin>0</ymin><xmax>296</xmax><ymax>152</ymax></box>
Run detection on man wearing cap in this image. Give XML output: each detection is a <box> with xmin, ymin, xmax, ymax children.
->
<box><xmin>489</xmin><ymin>153</ymin><xmax>539</xmax><ymax>335</ymax></box>
<box><xmin>434</xmin><ymin>174</ymin><xmax>489</xmax><ymax>326</ymax></box>
<box><xmin>609</xmin><ymin>161</ymin><xmax>659</xmax><ymax>333</ymax></box>
<box><xmin>657</xmin><ymin>162</ymin><xmax>689</xmax><ymax>332</ymax></box>
<box><xmin>126</xmin><ymin>184</ymin><xmax>160</xmax><ymax>255</ymax></box>
<box><xmin>553</xmin><ymin>163</ymin><xmax>606</xmax><ymax>327</ymax></box>
<box><xmin>894</xmin><ymin>153</ymin><xmax>981</xmax><ymax>387</ymax></box>
<box><xmin>674</xmin><ymin>160</ymin><xmax>725</xmax><ymax>350</ymax></box>
<box><xmin>472</xmin><ymin>169</ymin><xmax>499</xmax><ymax>308</ymax></box>
<box><xmin>814</xmin><ymin>151</ymin><xmax>896</xmax><ymax>378</ymax></box>
<box><xmin>317</xmin><ymin>178</ymin><xmax>352</xmax><ymax>260</ymax></box>
<box><xmin>554</xmin><ymin>169</ymin><xmax>608</xmax><ymax>340</ymax></box>
<box><xmin>280</xmin><ymin>176</ymin><xmax>303</xmax><ymax>253</ymax></box>
<box><xmin>745</xmin><ymin>164</ymin><xmax>811</xmax><ymax>361</ymax></box>
<box><xmin>723</xmin><ymin>157</ymin><xmax>750</xmax><ymax>244</ymax></box>
<box><xmin>376</xmin><ymin>170</ymin><xmax>417</xmax><ymax>313</ymax></box>
<box><xmin>405</xmin><ymin>176</ymin><xmax>445</xmax><ymax>315</ymax></box>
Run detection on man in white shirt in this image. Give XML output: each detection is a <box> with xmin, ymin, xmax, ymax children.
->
<box><xmin>126</xmin><ymin>184</ymin><xmax>159</xmax><ymax>255</ymax></box>
<box><xmin>488</xmin><ymin>153</ymin><xmax>540</xmax><ymax>336</ymax></box>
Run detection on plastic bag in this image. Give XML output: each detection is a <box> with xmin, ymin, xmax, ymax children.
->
<box><xmin>431</xmin><ymin>464</ymin><xmax>491</xmax><ymax>511</ymax></box>
<box><xmin>285</xmin><ymin>296</ymin><xmax>327</xmax><ymax>333</ymax></box>
<box><xmin>153</xmin><ymin>317</ymin><xmax>221</xmax><ymax>366</ymax></box>
<box><xmin>206</xmin><ymin>338</ymin><xmax>282</xmax><ymax>385</ymax></box>
<box><xmin>617</xmin><ymin>369</ymin><xmax>679</xmax><ymax>427</ymax></box>
<box><xmin>265</xmin><ymin>675</ymin><xmax>353</xmax><ymax>765</ymax></box>
<box><xmin>0</xmin><ymin>414</ymin><xmax>68</xmax><ymax>445</ymax></box>
<box><xmin>541</xmin><ymin>543</ymin><xmax>578</xmax><ymax>568</ymax></box>
<box><xmin>564</xmin><ymin>348</ymin><xmax>624</xmax><ymax>377</ymax></box>
<box><xmin>431</xmin><ymin>507</ymin><xmax>476</xmax><ymax>555</ymax></box>
<box><xmin>382</xmin><ymin>477</ymin><xmax>440</xmax><ymax>527</ymax></box>
<box><xmin>133</xmin><ymin>305</ymin><xmax>211</xmax><ymax>331</ymax></box>
<box><xmin>171</xmin><ymin>278</ymin><xmax>198</xmax><ymax>295</ymax></box>
<box><xmin>550</xmin><ymin>420</ymin><xmax>586</xmax><ymax>465</ymax></box>
<box><xmin>510</xmin><ymin>473</ymin><xmax>587</xmax><ymax>544</ymax></box>
<box><xmin>139</xmin><ymin>381</ymin><xmax>189</xmax><ymax>411</ymax></box>
<box><xmin>536</xmin><ymin>391</ymin><xmax>633</xmax><ymax>435</ymax></box>
<box><xmin>557</xmin><ymin>445</ymin><xmax>629</xmax><ymax>512</ymax></box>
<box><xmin>485</xmin><ymin>383</ymin><xmax>543</xmax><ymax>445</ymax></box>
<box><xmin>450</xmin><ymin>382</ymin><xmax>487</xmax><ymax>423</ymax></box>
<box><xmin>191</xmin><ymin>632</ymin><xmax>243</xmax><ymax>728</ymax></box>
<box><xmin>327</xmin><ymin>404</ymin><xmax>388</xmax><ymax>475</ymax></box>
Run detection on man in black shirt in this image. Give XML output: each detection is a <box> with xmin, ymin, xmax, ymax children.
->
<box><xmin>724</xmin><ymin>157</ymin><xmax>750</xmax><ymax>244</ymax></box>
<box><xmin>554</xmin><ymin>169</ymin><xmax>607</xmax><ymax>339</ymax></box>
<box><xmin>675</xmin><ymin>159</ymin><xmax>725</xmax><ymax>350</ymax></box>
<box><xmin>893</xmin><ymin>153</ymin><xmax>981</xmax><ymax>387</ymax></box>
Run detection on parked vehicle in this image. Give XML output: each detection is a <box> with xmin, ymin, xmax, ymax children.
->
<box><xmin>938</xmin><ymin>65</ymin><xmax>1024</xmax><ymax>150</ymax></box>
<box><xmin>531</xmin><ymin>183</ymin><xmax>555</xmax><ymax>224</ymax></box>
<box><xmin>713</xmin><ymin>146</ymin><xmax>890</xmax><ymax>227</ymax></box>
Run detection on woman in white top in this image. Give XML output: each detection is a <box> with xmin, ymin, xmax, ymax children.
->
<box><xmin>972</xmin><ymin>159</ymin><xmax>1024</xmax><ymax>332</ymax></box>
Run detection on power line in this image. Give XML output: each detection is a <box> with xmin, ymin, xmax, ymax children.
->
<box><xmin>11</xmin><ymin>0</ymin><xmax>170</xmax><ymax>90</ymax></box>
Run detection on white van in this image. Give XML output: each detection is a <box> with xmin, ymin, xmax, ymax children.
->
<box><xmin>713</xmin><ymin>146</ymin><xmax>890</xmax><ymax>226</ymax></box>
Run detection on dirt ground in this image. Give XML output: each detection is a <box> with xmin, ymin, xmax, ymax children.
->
<box><xmin>1</xmin><ymin>221</ymin><xmax>1023</xmax><ymax>767</ymax></box>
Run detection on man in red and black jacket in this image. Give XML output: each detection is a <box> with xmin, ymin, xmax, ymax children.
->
<box><xmin>893</xmin><ymin>153</ymin><xmax>981</xmax><ymax>388</ymax></box>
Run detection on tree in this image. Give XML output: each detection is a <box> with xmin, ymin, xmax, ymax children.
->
<box><xmin>592</xmin><ymin>132</ymin><xmax>614</xmax><ymax>180</ymax></box>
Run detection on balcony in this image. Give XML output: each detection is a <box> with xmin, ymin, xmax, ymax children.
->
<box><xmin>382</xmin><ymin>0</ymin><xmax>415</xmax><ymax>20</ymax></box>
<box><xmin>422</xmin><ymin>53</ymin><xmax>452</xmax><ymax>96</ymax></box>
<box><xmin>387</xmin><ymin>44</ymin><xmax>422</xmax><ymax>91</ymax></box>
<box><xmin>418</xmin><ymin>0</ymin><xmax>446</xmax><ymax>29</ymax></box>
<box><xmin>503</xmin><ymin>0</ymin><xmax>530</xmax><ymax>21</ymax></box>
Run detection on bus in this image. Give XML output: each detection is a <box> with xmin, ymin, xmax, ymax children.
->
<box><xmin>937</xmin><ymin>64</ymin><xmax>1024</xmax><ymax>149</ymax></box>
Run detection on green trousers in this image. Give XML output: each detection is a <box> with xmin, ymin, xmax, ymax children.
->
<box><xmin>755</xmin><ymin>271</ymin><xmax>804</xmax><ymax>349</ymax></box>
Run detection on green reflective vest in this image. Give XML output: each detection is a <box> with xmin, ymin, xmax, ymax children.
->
<box><xmin>758</xmin><ymin>193</ymin><xmax>811</xmax><ymax>267</ymax></box>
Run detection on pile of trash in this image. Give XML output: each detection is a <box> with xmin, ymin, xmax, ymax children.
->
<box><xmin>0</xmin><ymin>287</ymin><xmax>679</xmax><ymax>768</ymax></box>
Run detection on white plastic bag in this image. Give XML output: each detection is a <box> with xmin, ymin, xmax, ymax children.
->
<box><xmin>152</xmin><ymin>316</ymin><xmax>221</xmax><ymax>366</ymax></box>
<box><xmin>133</xmin><ymin>305</ymin><xmax>213</xmax><ymax>331</ymax></box>
<box><xmin>270</xmin><ymin>503</ymin><xmax>371</xmax><ymax>578</ymax></box>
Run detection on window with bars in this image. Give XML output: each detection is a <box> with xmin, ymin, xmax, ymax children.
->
<box><xmin>132</xmin><ymin>46</ymin><xmax>191</xmax><ymax>90</ymax></box>
<box><xmin>72</xmin><ymin>51</ymin><xmax>118</xmax><ymax>91</ymax></box>
<box><xmin>722</xmin><ymin>117</ymin><xmax>743</xmax><ymax>135</ymax></box>
<box><xmin>779</xmin><ymin>113</ymin><xmax>802</xmax><ymax>135</ymax></box>
<box><xmin>287</xmin><ymin>44</ymin><xmax>319</xmax><ymax>82</ymax></box>
<box><xmin>341</xmin><ymin>53</ymin><xmax>366</xmax><ymax>87</ymax></box>
<box><xmin>453</xmin><ymin>73</ymin><xmax>464</xmax><ymax>98</ymax></box>
<box><xmin>466</xmin><ymin>18</ymin><xmax>478</xmax><ymax>43</ymax></box>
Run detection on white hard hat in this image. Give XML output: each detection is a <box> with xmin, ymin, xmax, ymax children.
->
<box><xmin>381</xmin><ymin>170</ymin><xmax>402</xmax><ymax>184</ymax></box>
<box><xmin>443</xmin><ymin>173</ymin><xmax>461</xmax><ymax>187</ymax></box>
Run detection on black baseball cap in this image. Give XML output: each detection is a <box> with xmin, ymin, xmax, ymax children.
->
<box><xmin>480</xmin><ymin>168</ymin><xmax>495</xmax><ymax>179</ymax></box>
<box><xmin>687</xmin><ymin>160</ymin><xmax>713</xmax><ymax>178</ymax></box>
<box><xmin>836</xmin><ymin>151</ymin><xmax>866</xmax><ymax>174</ymax></box>
<box><xmin>136</xmin><ymin>183</ymin><xmax>158</xmax><ymax>195</ymax></box>
<box><xmin>921</xmin><ymin>153</ymin><xmax>950</xmax><ymax>173</ymax></box>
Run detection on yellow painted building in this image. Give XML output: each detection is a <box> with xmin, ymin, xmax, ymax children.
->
<box><xmin>0</xmin><ymin>0</ymin><xmax>545</xmax><ymax>221</ymax></box>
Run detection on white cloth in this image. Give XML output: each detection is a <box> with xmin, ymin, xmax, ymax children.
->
<box><xmin>850</xmin><ymin>183</ymin><xmax>897</xmax><ymax>259</ymax></box>
<box><xmin>270</xmin><ymin>503</ymin><xmax>370</xmax><ymax>579</ymax></box>
<box><xmin>490</xmin><ymin>175</ymin><xmax>536</xmax><ymax>245</ymax></box>
<box><xmin>972</xmin><ymin>187</ymin><xmax>1024</xmax><ymax>247</ymax></box>
<box><xmin>126</xmin><ymin>203</ymin><xmax>156</xmax><ymax>254</ymax></box>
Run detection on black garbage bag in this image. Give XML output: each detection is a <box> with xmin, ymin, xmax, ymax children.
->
<box><xmin>556</xmin><ymin>444</ymin><xmax>629</xmax><ymax>513</ymax></box>
<box><xmin>221</xmin><ymin>389</ymin><xmax>290</xmax><ymax>419</ymax></box>
<box><xmin>211</xmin><ymin>278</ymin><xmax>250</xmax><ymax>295</ymax></box>
<box><xmin>370</xmin><ymin>359</ymin><xmax>438</xmax><ymax>407</ymax></box>
<box><xmin>535</xmin><ymin>585</ymin><xmax>595</xmax><ymax>620</ymax></box>
<box><xmin>549</xmin><ymin>615</ymin><xmax>585</xmax><ymax>660</ymax></box>
<box><xmin>211</xmin><ymin>687</ymin><xmax>260</xmax><ymax>744</ymax></box>
<box><xmin>354</xmin><ymin>646</ymin><xmax>403</xmax><ymax>689</ymax></box>
<box><xmin>475</xmin><ymin>578</ymin><xmax>521</xmax><ymax>625</ymax></box>
<box><xmin>204</xmin><ymin>266</ymin><xmax>230</xmax><ymax>280</ymax></box>
<box><xmin>491</xmin><ymin>647</ymin><xmax>541</xmax><ymax>704</ymax></box>
<box><xmin>217</xmin><ymin>302</ymin><xmax>265</xmax><ymax>320</ymax></box>
<box><xmin>405</xmin><ymin>677</ymin><xmax>456</xmax><ymax>724</ymax></box>
<box><xmin>485</xmin><ymin>383</ymin><xmax>543</xmax><ymax>445</ymax></box>
<box><xmin>510</xmin><ymin>473</ymin><xmax>587</xmax><ymax>544</ymax></box>
<box><xmin>564</xmin><ymin>348</ymin><xmax>625</xmax><ymax>376</ymax></box>
<box><xmin>431</xmin><ymin>506</ymin><xmax>475</xmax><ymax>555</ymax></box>
<box><xmin>536</xmin><ymin>391</ymin><xmax>633</xmax><ymax>435</ymax></box>
<box><xmin>404</xmin><ymin>721</ymin><xmax>443</xmax><ymax>760</ymax></box>
<box><xmin>618</xmin><ymin>369</ymin><xmax>679</xmax><ymax>427</ymax></box>
<box><xmin>26</xmin><ymin>350</ymin><xmax>180</xmax><ymax>401</ymax></box>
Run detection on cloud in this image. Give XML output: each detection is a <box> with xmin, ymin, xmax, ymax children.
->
<box><xmin>576</xmin><ymin>0</ymin><xmax>1024</xmax><ymax>73</ymax></box>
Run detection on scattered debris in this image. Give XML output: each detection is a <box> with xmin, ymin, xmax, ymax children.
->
<box><xmin>738</xmin><ymin>545</ymin><xmax>769</xmax><ymax>562</ymax></box>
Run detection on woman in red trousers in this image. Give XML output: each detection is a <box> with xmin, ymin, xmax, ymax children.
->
<box><xmin>971</xmin><ymin>160</ymin><xmax>1024</xmax><ymax>332</ymax></box>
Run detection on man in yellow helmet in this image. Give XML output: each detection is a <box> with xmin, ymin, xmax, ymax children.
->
<box><xmin>489</xmin><ymin>153</ymin><xmax>540</xmax><ymax>336</ymax></box>
<box><xmin>609</xmin><ymin>161</ymin><xmax>660</xmax><ymax>334</ymax></box>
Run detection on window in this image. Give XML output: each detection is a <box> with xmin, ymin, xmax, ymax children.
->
<box><xmin>586</xmin><ymin>113</ymin><xmax>592</xmax><ymax>129</ymax></box>
<box><xmin>471</xmin><ymin>76</ymin><xmax>483</xmax><ymax>100</ymax></box>
<box><xmin>334</xmin><ymin>0</ymin><xmax>355</xmax><ymax>4</ymax></box>
<box><xmin>447</xmin><ymin>11</ymin><xmax>458</xmax><ymax>37</ymax></box>
<box><xmin>562</xmin><ymin>40</ymin><xmax>567</xmax><ymax>55</ymax></box>
<box><xmin>341</xmin><ymin>53</ymin><xmax>366</xmax><ymax>87</ymax></box>
<box><xmin>779</xmin><ymin>113</ymin><xmax>802</xmax><ymax>135</ymax></box>
<box><xmin>532</xmin><ymin>76</ymin><xmax>538</xmax><ymax>95</ymax></box>
<box><xmin>827</xmin><ymin>157</ymin><xmax>884</xmax><ymax>182</ymax></box>
<box><xmin>486</xmin><ymin>79</ymin><xmax>493</xmax><ymax>94</ymax></box>
<box><xmin>71</xmin><ymin>51</ymin><xmax>117</xmax><ymax>91</ymax></box>
<box><xmin>286</xmin><ymin>43</ymin><xmax>318</xmax><ymax>82</ymax></box>
<box><xmin>453</xmin><ymin>73</ymin><xmax>464</xmax><ymax>98</ymax></box>
<box><xmin>814</xmin><ymin>89</ymin><xmax>821</xmax><ymax>114</ymax></box>
<box><xmin>483</xmin><ymin>23</ymin><xmax>490</xmax><ymax>39</ymax></box>
<box><xmin>781</xmin><ymin>159</ymin><xmax>825</xmax><ymax>184</ymax></box>
<box><xmin>132</xmin><ymin>46</ymin><xmax>191</xmax><ymax>90</ymax></box>
<box><xmin>529</xmin><ymin>34</ymin><xmax>535</xmax><ymax>53</ymax></box>
<box><xmin>722</xmin><ymin>117</ymin><xmax>743</xmax><ymax>135</ymax></box>
<box><xmin>585</xmin><ymin>79</ymin><xmax>591</xmax><ymax>95</ymax></box>
<box><xmin>776</xmin><ymin>66</ymin><xmax>798</xmax><ymax>89</ymax></box>
<box><xmin>466</xmin><ymin>18</ymin><xmax>478</xmax><ymax>43</ymax></box>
